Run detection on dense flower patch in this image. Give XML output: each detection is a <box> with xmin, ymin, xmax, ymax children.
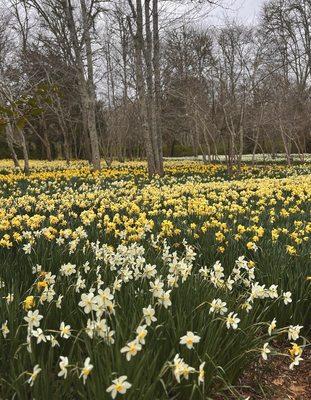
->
<box><xmin>0</xmin><ymin>160</ymin><xmax>310</xmax><ymax>399</ymax></box>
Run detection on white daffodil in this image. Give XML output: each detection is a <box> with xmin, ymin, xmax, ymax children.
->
<box><xmin>268</xmin><ymin>284</ymin><xmax>278</xmax><ymax>299</ymax></box>
<box><xmin>59</xmin><ymin>322</ymin><xmax>71</xmax><ymax>339</ymax></box>
<box><xmin>80</xmin><ymin>357</ymin><xmax>93</xmax><ymax>384</ymax></box>
<box><xmin>1</xmin><ymin>320</ymin><xmax>9</xmax><ymax>338</ymax></box>
<box><xmin>32</xmin><ymin>328</ymin><xmax>47</xmax><ymax>344</ymax></box>
<box><xmin>209</xmin><ymin>298</ymin><xmax>228</xmax><ymax>315</ymax></box>
<box><xmin>157</xmin><ymin>290</ymin><xmax>172</xmax><ymax>308</ymax></box>
<box><xmin>23</xmin><ymin>243</ymin><xmax>32</xmax><ymax>254</ymax></box>
<box><xmin>97</xmin><ymin>287</ymin><xmax>114</xmax><ymax>307</ymax></box>
<box><xmin>26</xmin><ymin>364</ymin><xmax>41</xmax><ymax>386</ymax></box>
<box><xmin>289</xmin><ymin>355</ymin><xmax>303</xmax><ymax>370</ymax></box>
<box><xmin>198</xmin><ymin>362</ymin><xmax>205</xmax><ymax>385</ymax></box>
<box><xmin>283</xmin><ymin>291</ymin><xmax>292</xmax><ymax>305</ymax></box>
<box><xmin>149</xmin><ymin>279</ymin><xmax>164</xmax><ymax>297</ymax></box>
<box><xmin>268</xmin><ymin>318</ymin><xmax>277</xmax><ymax>336</ymax></box>
<box><xmin>5</xmin><ymin>293</ymin><xmax>14</xmax><ymax>304</ymax></box>
<box><xmin>24</xmin><ymin>310</ymin><xmax>43</xmax><ymax>329</ymax></box>
<box><xmin>172</xmin><ymin>354</ymin><xmax>195</xmax><ymax>383</ymax></box>
<box><xmin>120</xmin><ymin>340</ymin><xmax>142</xmax><ymax>361</ymax></box>
<box><xmin>261</xmin><ymin>343</ymin><xmax>271</xmax><ymax>360</ymax></box>
<box><xmin>47</xmin><ymin>334</ymin><xmax>60</xmax><ymax>348</ymax></box>
<box><xmin>58</xmin><ymin>356</ymin><xmax>69</xmax><ymax>379</ymax></box>
<box><xmin>288</xmin><ymin>325</ymin><xmax>303</xmax><ymax>341</ymax></box>
<box><xmin>56</xmin><ymin>295</ymin><xmax>63</xmax><ymax>309</ymax></box>
<box><xmin>180</xmin><ymin>331</ymin><xmax>201</xmax><ymax>350</ymax></box>
<box><xmin>225</xmin><ymin>312</ymin><xmax>241</xmax><ymax>330</ymax></box>
<box><xmin>60</xmin><ymin>263</ymin><xmax>76</xmax><ymax>276</ymax></box>
<box><xmin>143</xmin><ymin>305</ymin><xmax>157</xmax><ymax>326</ymax></box>
<box><xmin>136</xmin><ymin>325</ymin><xmax>148</xmax><ymax>345</ymax></box>
<box><xmin>106</xmin><ymin>375</ymin><xmax>132</xmax><ymax>399</ymax></box>
<box><xmin>78</xmin><ymin>292</ymin><xmax>98</xmax><ymax>314</ymax></box>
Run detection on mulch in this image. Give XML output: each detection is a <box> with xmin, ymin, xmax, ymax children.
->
<box><xmin>215</xmin><ymin>346</ymin><xmax>311</xmax><ymax>399</ymax></box>
<box><xmin>236</xmin><ymin>348</ymin><xmax>311</xmax><ymax>399</ymax></box>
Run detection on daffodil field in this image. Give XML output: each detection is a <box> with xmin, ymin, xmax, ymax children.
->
<box><xmin>0</xmin><ymin>160</ymin><xmax>310</xmax><ymax>399</ymax></box>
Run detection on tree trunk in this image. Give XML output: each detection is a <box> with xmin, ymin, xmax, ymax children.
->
<box><xmin>199</xmin><ymin>143</ymin><xmax>207</xmax><ymax>164</ymax></box>
<box><xmin>131</xmin><ymin>0</ymin><xmax>156</xmax><ymax>177</ymax></box>
<box><xmin>252</xmin><ymin>128</ymin><xmax>260</xmax><ymax>166</ymax></box>
<box><xmin>237</xmin><ymin>125</ymin><xmax>244</xmax><ymax>170</ymax></box>
<box><xmin>144</xmin><ymin>0</ymin><xmax>162</xmax><ymax>175</ymax></box>
<box><xmin>81</xmin><ymin>105</ymin><xmax>92</xmax><ymax>162</ymax></box>
<box><xmin>17</xmin><ymin>127</ymin><xmax>30</xmax><ymax>174</ymax></box>
<box><xmin>202</xmin><ymin>128</ymin><xmax>212</xmax><ymax>163</ymax></box>
<box><xmin>279</xmin><ymin>124</ymin><xmax>292</xmax><ymax>165</ymax></box>
<box><xmin>41</xmin><ymin>117</ymin><xmax>52</xmax><ymax>161</ymax></box>
<box><xmin>127</xmin><ymin>0</ymin><xmax>163</xmax><ymax>177</ymax></box>
<box><xmin>80</xmin><ymin>0</ymin><xmax>101</xmax><ymax>170</ymax></box>
<box><xmin>64</xmin><ymin>0</ymin><xmax>101</xmax><ymax>170</ymax></box>
<box><xmin>152</xmin><ymin>0</ymin><xmax>163</xmax><ymax>175</ymax></box>
<box><xmin>134</xmin><ymin>43</ymin><xmax>156</xmax><ymax>176</ymax></box>
<box><xmin>6</xmin><ymin>123</ymin><xmax>20</xmax><ymax>168</ymax></box>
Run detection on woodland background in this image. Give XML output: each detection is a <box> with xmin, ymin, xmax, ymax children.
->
<box><xmin>1</xmin><ymin>0</ymin><xmax>311</xmax><ymax>174</ymax></box>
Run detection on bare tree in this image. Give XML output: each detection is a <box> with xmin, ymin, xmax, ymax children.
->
<box><xmin>27</xmin><ymin>0</ymin><xmax>102</xmax><ymax>170</ymax></box>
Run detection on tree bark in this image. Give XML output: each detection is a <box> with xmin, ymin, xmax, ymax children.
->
<box><xmin>130</xmin><ymin>0</ymin><xmax>156</xmax><ymax>177</ymax></box>
<box><xmin>127</xmin><ymin>0</ymin><xmax>163</xmax><ymax>177</ymax></box>
<box><xmin>6</xmin><ymin>123</ymin><xmax>20</xmax><ymax>168</ymax></box>
<box><xmin>41</xmin><ymin>117</ymin><xmax>52</xmax><ymax>161</ymax></box>
<box><xmin>63</xmin><ymin>0</ymin><xmax>101</xmax><ymax>170</ymax></box>
<box><xmin>80</xmin><ymin>0</ymin><xmax>101</xmax><ymax>170</ymax></box>
<box><xmin>17</xmin><ymin>127</ymin><xmax>30</xmax><ymax>174</ymax></box>
<box><xmin>153</xmin><ymin>0</ymin><xmax>163</xmax><ymax>175</ymax></box>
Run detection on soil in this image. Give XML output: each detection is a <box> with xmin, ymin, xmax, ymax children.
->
<box><xmin>232</xmin><ymin>347</ymin><xmax>311</xmax><ymax>400</ymax></box>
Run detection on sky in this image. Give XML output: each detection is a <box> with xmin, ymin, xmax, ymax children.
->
<box><xmin>161</xmin><ymin>0</ymin><xmax>266</xmax><ymax>29</ymax></box>
<box><xmin>210</xmin><ymin>0</ymin><xmax>265</xmax><ymax>25</ymax></box>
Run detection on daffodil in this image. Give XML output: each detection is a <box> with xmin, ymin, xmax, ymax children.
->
<box><xmin>283</xmin><ymin>291</ymin><xmax>292</xmax><ymax>305</ymax></box>
<box><xmin>106</xmin><ymin>375</ymin><xmax>132</xmax><ymax>398</ymax></box>
<box><xmin>26</xmin><ymin>364</ymin><xmax>41</xmax><ymax>386</ymax></box>
<box><xmin>80</xmin><ymin>357</ymin><xmax>93</xmax><ymax>384</ymax></box>
<box><xmin>209</xmin><ymin>298</ymin><xmax>227</xmax><ymax>315</ymax></box>
<box><xmin>120</xmin><ymin>340</ymin><xmax>142</xmax><ymax>361</ymax></box>
<box><xmin>143</xmin><ymin>305</ymin><xmax>157</xmax><ymax>326</ymax></box>
<box><xmin>1</xmin><ymin>320</ymin><xmax>9</xmax><ymax>338</ymax></box>
<box><xmin>32</xmin><ymin>328</ymin><xmax>47</xmax><ymax>344</ymax></box>
<box><xmin>78</xmin><ymin>292</ymin><xmax>98</xmax><ymax>314</ymax></box>
<box><xmin>288</xmin><ymin>325</ymin><xmax>303</xmax><ymax>341</ymax></box>
<box><xmin>289</xmin><ymin>355</ymin><xmax>303</xmax><ymax>370</ymax></box>
<box><xmin>59</xmin><ymin>322</ymin><xmax>71</xmax><ymax>339</ymax></box>
<box><xmin>268</xmin><ymin>318</ymin><xmax>277</xmax><ymax>335</ymax></box>
<box><xmin>261</xmin><ymin>343</ymin><xmax>271</xmax><ymax>360</ymax></box>
<box><xmin>180</xmin><ymin>331</ymin><xmax>201</xmax><ymax>350</ymax></box>
<box><xmin>58</xmin><ymin>356</ymin><xmax>69</xmax><ymax>379</ymax></box>
<box><xmin>23</xmin><ymin>295</ymin><xmax>35</xmax><ymax>310</ymax></box>
<box><xmin>198</xmin><ymin>362</ymin><xmax>205</xmax><ymax>385</ymax></box>
<box><xmin>24</xmin><ymin>310</ymin><xmax>43</xmax><ymax>329</ymax></box>
<box><xmin>225</xmin><ymin>312</ymin><xmax>241</xmax><ymax>330</ymax></box>
<box><xmin>136</xmin><ymin>325</ymin><xmax>148</xmax><ymax>345</ymax></box>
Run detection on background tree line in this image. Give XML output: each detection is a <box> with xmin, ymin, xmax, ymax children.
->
<box><xmin>0</xmin><ymin>0</ymin><xmax>311</xmax><ymax>175</ymax></box>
